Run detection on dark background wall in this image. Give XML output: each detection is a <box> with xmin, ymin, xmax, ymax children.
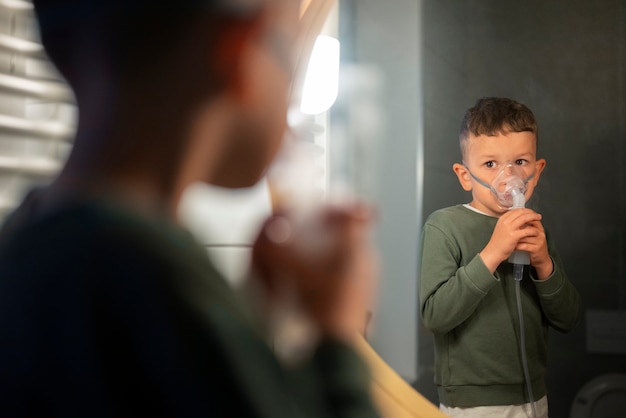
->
<box><xmin>418</xmin><ymin>1</ymin><xmax>626</xmax><ymax>416</ymax></box>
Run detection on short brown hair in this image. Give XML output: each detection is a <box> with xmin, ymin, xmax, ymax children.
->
<box><xmin>459</xmin><ymin>97</ymin><xmax>538</xmax><ymax>159</ymax></box>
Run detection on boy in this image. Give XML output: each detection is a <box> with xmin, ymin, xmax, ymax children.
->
<box><xmin>0</xmin><ymin>0</ymin><xmax>381</xmax><ymax>416</ymax></box>
<box><xmin>419</xmin><ymin>97</ymin><xmax>581</xmax><ymax>418</ymax></box>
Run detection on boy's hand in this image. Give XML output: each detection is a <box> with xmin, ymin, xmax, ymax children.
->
<box><xmin>516</xmin><ymin>218</ymin><xmax>554</xmax><ymax>280</ymax></box>
<box><xmin>479</xmin><ymin>208</ymin><xmax>543</xmax><ymax>273</ymax></box>
<box><xmin>251</xmin><ymin>203</ymin><xmax>379</xmax><ymax>343</ymax></box>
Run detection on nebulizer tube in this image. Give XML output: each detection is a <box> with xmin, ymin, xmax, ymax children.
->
<box><xmin>507</xmin><ymin>186</ymin><xmax>538</xmax><ymax>418</ymax></box>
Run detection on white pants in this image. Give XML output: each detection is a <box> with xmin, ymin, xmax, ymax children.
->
<box><xmin>439</xmin><ymin>396</ymin><xmax>548</xmax><ymax>418</ymax></box>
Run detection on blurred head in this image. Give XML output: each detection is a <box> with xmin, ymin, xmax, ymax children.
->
<box><xmin>33</xmin><ymin>0</ymin><xmax>300</xmax><ymax>189</ymax></box>
<box><xmin>33</xmin><ymin>1</ymin><xmax>262</xmax><ymax>88</ymax></box>
<box><xmin>204</xmin><ymin>0</ymin><xmax>300</xmax><ymax>188</ymax></box>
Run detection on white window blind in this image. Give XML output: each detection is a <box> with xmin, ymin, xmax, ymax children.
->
<box><xmin>0</xmin><ymin>0</ymin><xmax>75</xmax><ymax>222</ymax></box>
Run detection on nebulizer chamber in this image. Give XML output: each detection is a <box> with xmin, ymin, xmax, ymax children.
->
<box><xmin>490</xmin><ymin>163</ymin><xmax>528</xmax><ymax>210</ymax></box>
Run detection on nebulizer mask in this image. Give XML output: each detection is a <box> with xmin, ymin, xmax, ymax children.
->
<box><xmin>492</xmin><ymin>163</ymin><xmax>535</xmax><ymax>209</ymax></box>
<box><xmin>468</xmin><ymin>162</ymin><xmax>534</xmax><ymax>210</ymax></box>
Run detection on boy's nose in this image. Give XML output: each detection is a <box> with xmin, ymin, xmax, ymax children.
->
<box><xmin>496</xmin><ymin>180</ymin><xmax>509</xmax><ymax>193</ymax></box>
<box><xmin>503</xmin><ymin>164</ymin><xmax>516</xmax><ymax>175</ymax></box>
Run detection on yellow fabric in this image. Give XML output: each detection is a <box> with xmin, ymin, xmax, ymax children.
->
<box><xmin>354</xmin><ymin>336</ymin><xmax>449</xmax><ymax>418</ymax></box>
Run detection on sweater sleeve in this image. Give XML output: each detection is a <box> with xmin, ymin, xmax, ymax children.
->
<box><xmin>419</xmin><ymin>221</ymin><xmax>499</xmax><ymax>334</ymax></box>
<box><xmin>531</xmin><ymin>235</ymin><xmax>582</xmax><ymax>332</ymax></box>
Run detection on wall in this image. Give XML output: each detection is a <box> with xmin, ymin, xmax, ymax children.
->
<box><xmin>418</xmin><ymin>0</ymin><xmax>626</xmax><ymax>415</ymax></box>
<box><xmin>336</xmin><ymin>0</ymin><xmax>422</xmax><ymax>382</ymax></box>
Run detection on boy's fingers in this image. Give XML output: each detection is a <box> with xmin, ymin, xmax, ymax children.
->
<box><xmin>251</xmin><ymin>203</ymin><xmax>376</xmax><ymax>291</ymax></box>
<box><xmin>508</xmin><ymin>211</ymin><xmax>541</xmax><ymax>228</ymax></box>
<box><xmin>526</xmin><ymin>219</ymin><xmax>545</xmax><ymax>232</ymax></box>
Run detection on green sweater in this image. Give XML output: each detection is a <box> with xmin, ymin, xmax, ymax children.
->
<box><xmin>419</xmin><ymin>204</ymin><xmax>581</xmax><ymax>408</ymax></box>
<box><xmin>0</xmin><ymin>191</ymin><xmax>380</xmax><ymax>417</ymax></box>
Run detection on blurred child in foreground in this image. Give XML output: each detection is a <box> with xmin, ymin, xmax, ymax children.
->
<box><xmin>0</xmin><ymin>1</ymin><xmax>381</xmax><ymax>416</ymax></box>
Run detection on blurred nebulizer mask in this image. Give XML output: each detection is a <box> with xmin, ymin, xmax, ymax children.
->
<box><xmin>468</xmin><ymin>162</ymin><xmax>534</xmax><ymax>210</ymax></box>
<box><xmin>263</xmin><ymin>138</ymin><xmax>358</xmax><ymax>363</ymax></box>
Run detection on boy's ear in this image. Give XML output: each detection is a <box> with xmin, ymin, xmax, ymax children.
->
<box><xmin>453</xmin><ymin>163</ymin><xmax>473</xmax><ymax>191</ymax></box>
<box><xmin>531</xmin><ymin>158</ymin><xmax>547</xmax><ymax>185</ymax></box>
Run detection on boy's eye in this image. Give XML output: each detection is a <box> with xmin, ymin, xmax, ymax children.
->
<box><xmin>515</xmin><ymin>159</ymin><xmax>528</xmax><ymax>166</ymax></box>
<box><xmin>485</xmin><ymin>161</ymin><xmax>496</xmax><ymax>168</ymax></box>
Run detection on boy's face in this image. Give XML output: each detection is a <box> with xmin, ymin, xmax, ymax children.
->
<box><xmin>453</xmin><ymin>131</ymin><xmax>546</xmax><ymax>217</ymax></box>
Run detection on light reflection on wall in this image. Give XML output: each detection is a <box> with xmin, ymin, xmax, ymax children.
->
<box><xmin>300</xmin><ymin>35</ymin><xmax>340</xmax><ymax>115</ymax></box>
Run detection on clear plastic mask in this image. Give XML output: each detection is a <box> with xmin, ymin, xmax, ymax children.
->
<box><xmin>466</xmin><ymin>162</ymin><xmax>534</xmax><ymax>210</ymax></box>
<box><xmin>490</xmin><ymin>163</ymin><xmax>529</xmax><ymax>209</ymax></box>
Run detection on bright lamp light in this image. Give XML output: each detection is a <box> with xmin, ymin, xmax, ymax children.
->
<box><xmin>300</xmin><ymin>36</ymin><xmax>340</xmax><ymax>115</ymax></box>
